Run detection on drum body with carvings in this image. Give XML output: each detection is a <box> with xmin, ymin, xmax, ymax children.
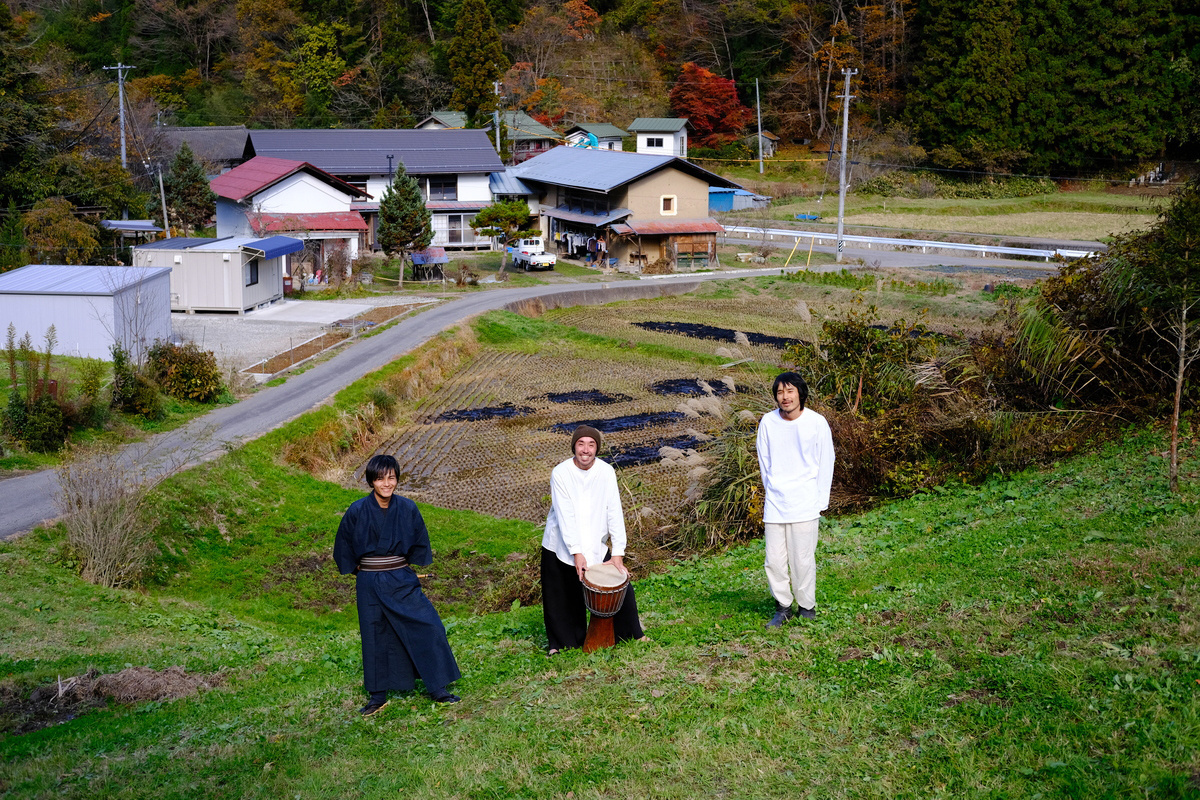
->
<box><xmin>580</xmin><ymin>562</ymin><xmax>630</xmax><ymax>652</ymax></box>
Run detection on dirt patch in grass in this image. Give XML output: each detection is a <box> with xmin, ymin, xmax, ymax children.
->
<box><xmin>0</xmin><ymin>666</ymin><xmax>224</xmax><ymax>735</ymax></box>
<box><xmin>262</xmin><ymin>553</ymin><xmax>355</xmax><ymax>612</ymax></box>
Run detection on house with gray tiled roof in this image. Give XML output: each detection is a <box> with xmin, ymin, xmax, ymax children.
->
<box><xmin>244</xmin><ymin>128</ymin><xmax>505</xmax><ymax>250</ymax></box>
<box><xmin>627</xmin><ymin>118</ymin><xmax>690</xmax><ymax>157</ymax></box>
<box><xmin>509</xmin><ymin>146</ymin><xmax>740</xmax><ymax>273</ymax></box>
<box><xmin>564</xmin><ymin>123</ymin><xmax>629</xmax><ymax>152</ymax></box>
<box><xmin>416</xmin><ymin>111</ymin><xmax>560</xmax><ymax>164</ymax></box>
<box><xmin>157</xmin><ymin>125</ymin><xmax>248</xmax><ymax>175</ymax></box>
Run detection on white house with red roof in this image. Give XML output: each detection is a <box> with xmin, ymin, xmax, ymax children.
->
<box><xmin>210</xmin><ymin>156</ymin><xmax>371</xmax><ymax>272</ymax></box>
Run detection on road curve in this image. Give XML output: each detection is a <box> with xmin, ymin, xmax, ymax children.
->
<box><xmin>0</xmin><ymin>255</ymin><xmax>1050</xmax><ymax>540</ymax></box>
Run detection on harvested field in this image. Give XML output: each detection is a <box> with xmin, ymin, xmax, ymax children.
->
<box><xmin>360</xmin><ymin>348</ymin><xmax>748</xmax><ymax>525</ymax></box>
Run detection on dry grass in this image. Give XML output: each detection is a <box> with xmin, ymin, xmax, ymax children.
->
<box><xmin>843</xmin><ymin>210</ymin><xmax>1154</xmax><ymax>240</ymax></box>
<box><xmin>384</xmin><ymin>326</ymin><xmax>480</xmax><ymax>401</ymax></box>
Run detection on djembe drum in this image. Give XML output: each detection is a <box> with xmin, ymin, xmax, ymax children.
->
<box><xmin>580</xmin><ymin>562</ymin><xmax>630</xmax><ymax>653</ymax></box>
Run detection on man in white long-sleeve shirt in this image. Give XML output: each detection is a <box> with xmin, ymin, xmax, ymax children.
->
<box><xmin>757</xmin><ymin>371</ymin><xmax>835</xmax><ymax>627</ymax></box>
<box><xmin>541</xmin><ymin>425</ymin><xmax>645</xmax><ymax>654</ymax></box>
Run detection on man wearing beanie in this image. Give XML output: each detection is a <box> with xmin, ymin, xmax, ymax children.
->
<box><xmin>540</xmin><ymin>425</ymin><xmax>646</xmax><ymax>654</ymax></box>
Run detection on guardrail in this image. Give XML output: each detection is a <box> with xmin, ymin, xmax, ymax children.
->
<box><xmin>721</xmin><ymin>226</ymin><xmax>1099</xmax><ymax>261</ymax></box>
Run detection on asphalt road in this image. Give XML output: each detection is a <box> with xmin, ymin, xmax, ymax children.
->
<box><xmin>0</xmin><ymin>252</ymin><xmax>1049</xmax><ymax>540</ymax></box>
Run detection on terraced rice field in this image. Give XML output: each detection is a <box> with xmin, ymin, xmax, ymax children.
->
<box><xmin>361</xmin><ymin>348</ymin><xmax>753</xmax><ymax>526</ymax></box>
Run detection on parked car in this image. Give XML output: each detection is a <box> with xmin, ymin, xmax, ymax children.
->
<box><xmin>512</xmin><ymin>237</ymin><xmax>557</xmax><ymax>270</ymax></box>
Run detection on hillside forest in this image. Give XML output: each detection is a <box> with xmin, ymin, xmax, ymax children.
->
<box><xmin>2</xmin><ymin>0</ymin><xmax>1200</xmax><ymax>218</ymax></box>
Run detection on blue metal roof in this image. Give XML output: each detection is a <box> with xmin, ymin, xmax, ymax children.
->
<box><xmin>510</xmin><ymin>146</ymin><xmax>741</xmax><ymax>193</ymax></box>
<box><xmin>243</xmin><ymin>236</ymin><xmax>306</xmax><ymax>260</ymax></box>
<box><xmin>101</xmin><ymin>219</ymin><xmax>163</xmax><ymax>233</ymax></box>
<box><xmin>490</xmin><ymin>170</ymin><xmax>534</xmax><ymax>196</ymax></box>
<box><xmin>134</xmin><ymin>236</ymin><xmax>225</xmax><ymax>250</ymax></box>
<box><xmin>0</xmin><ymin>265</ymin><xmax>172</xmax><ymax>295</ymax></box>
<box><xmin>542</xmin><ymin>206</ymin><xmax>632</xmax><ymax>225</ymax></box>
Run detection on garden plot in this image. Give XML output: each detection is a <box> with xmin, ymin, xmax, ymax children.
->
<box><xmin>361</xmin><ymin>349</ymin><xmax>743</xmax><ymax>524</ymax></box>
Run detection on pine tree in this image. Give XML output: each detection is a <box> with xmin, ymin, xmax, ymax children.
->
<box><xmin>447</xmin><ymin>0</ymin><xmax>508</xmax><ymax>128</ymax></box>
<box><xmin>164</xmin><ymin>143</ymin><xmax>217</xmax><ymax>236</ymax></box>
<box><xmin>377</xmin><ymin>164</ymin><xmax>433</xmax><ymax>278</ymax></box>
<box><xmin>470</xmin><ymin>200</ymin><xmax>537</xmax><ymax>274</ymax></box>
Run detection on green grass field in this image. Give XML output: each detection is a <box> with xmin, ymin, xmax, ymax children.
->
<box><xmin>2</xmin><ymin>282</ymin><xmax>1198</xmax><ymax>797</ymax></box>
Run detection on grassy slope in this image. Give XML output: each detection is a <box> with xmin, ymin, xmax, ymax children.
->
<box><xmin>2</xmin><ymin>289</ymin><xmax>1198</xmax><ymax>798</ymax></box>
<box><xmin>2</xmin><ymin>431</ymin><xmax>1198</xmax><ymax>797</ymax></box>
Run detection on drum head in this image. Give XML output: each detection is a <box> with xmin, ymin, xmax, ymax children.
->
<box><xmin>584</xmin><ymin>562</ymin><xmax>626</xmax><ymax>588</ymax></box>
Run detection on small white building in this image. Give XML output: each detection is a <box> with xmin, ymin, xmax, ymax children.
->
<box><xmin>132</xmin><ymin>235</ymin><xmax>305</xmax><ymax>314</ymax></box>
<box><xmin>627</xmin><ymin>118</ymin><xmax>690</xmax><ymax>157</ymax></box>
<box><xmin>0</xmin><ymin>264</ymin><xmax>172</xmax><ymax>360</ymax></box>
<box><xmin>564</xmin><ymin>123</ymin><xmax>630</xmax><ymax>152</ymax></box>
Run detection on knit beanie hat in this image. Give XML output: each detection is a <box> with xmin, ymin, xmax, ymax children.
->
<box><xmin>570</xmin><ymin>425</ymin><xmax>603</xmax><ymax>453</ymax></box>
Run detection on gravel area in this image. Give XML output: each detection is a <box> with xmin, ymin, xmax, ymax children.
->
<box><xmin>171</xmin><ymin>295</ymin><xmax>439</xmax><ymax>372</ymax></box>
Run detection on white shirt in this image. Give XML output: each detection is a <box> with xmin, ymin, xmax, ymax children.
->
<box><xmin>542</xmin><ymin>457</ymin><xmax>626</xmax><ymax>567</ymax></box>
<box><xmin>756</xmin><ymin>407</ymin><xmax>835</xmax><ymax>524</ymax></box>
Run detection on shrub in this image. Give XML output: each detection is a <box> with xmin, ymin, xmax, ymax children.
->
<box><xmin>2</xmin><ymin>390</ymin><xmax>26</xmax><ymax>440</ymax></box>
<box><xmin>55</xmin><ymin>444</ymin><xmax>160</xmax><ymax>588</ymax></box>
<box><xmin>23</xmin><ymin>395</ymin><xmax>67</xmax><ymax>452</ymax></box>
<box><xmin>146</xmin><ymin>341</ymin><xmax>223</xmax><ymax>403</ymax></box>
<box><xmin>123</xmin><ymin>374</ymin><xmax>165</xmax><ymax>420</ymax></box>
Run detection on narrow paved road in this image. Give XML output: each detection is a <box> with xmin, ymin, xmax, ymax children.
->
<box><xmin>0</xmin><ymin>254</ymin><xmax>1048</xmax><ymax>539</ymax></box>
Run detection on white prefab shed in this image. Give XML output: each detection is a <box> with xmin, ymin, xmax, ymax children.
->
<box><xmin>0</xmin><ymin>264</ymin><xmax>172</xmax><ymax>360</ymax></box>
<box><xmin>133</xmin><ymin>235</ymin><xmax>304</xmax><ymax>314</ymax></box>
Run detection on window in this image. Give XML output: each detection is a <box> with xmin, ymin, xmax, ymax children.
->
<box><xmin>646</xmin><ymin>137</ymin><xmax>664</xmax><ymax>148</ymax></box>
<box><xmin>428</xmin><ymin>176</ymin><xmax>457</xmax><ymax>201</ymax></box>
<box><xmin>245</xmin><ymin>258</ymin><xmax>259</xmax><ymax>287</ymax></box>
<box><xmin>447</xmin><ymin>214</ymin><xmax>475</xmax><ymax>244</ymax></box>
<box><xmin>341</xmin><ymin>174</ymin><xmax>369</xmax><ymax>192</ymax></box>
<box><xmin>560</xmin><ymin>189</ymin><xmax>609</xmax><ymax>215</ymax></box>
<box><xmin>661</xmin><ymin>195</ymin><xmax>677</xmax><ymax>215</ymax></box>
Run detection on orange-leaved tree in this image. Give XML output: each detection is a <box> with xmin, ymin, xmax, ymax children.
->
<box><xmin>668</xmin><ymin>62</ymin><xmax>752</xmax><ymax>149</ymax></box>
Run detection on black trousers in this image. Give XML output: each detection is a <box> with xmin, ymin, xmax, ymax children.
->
<box><xmin>541</xmin><ymin>547</ymin><xmax>644</xmax><ymax>652</ymax></box>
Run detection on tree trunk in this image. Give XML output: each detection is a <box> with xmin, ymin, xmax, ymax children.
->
<box><xmin>1170</xmin><ymin>298</ymin><xmax>1187</xmax><ymax>492</ymax></box>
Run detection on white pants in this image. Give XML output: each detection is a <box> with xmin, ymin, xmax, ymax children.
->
<box><xmin>764</xmin><ymin>519</ymin><xmax>819</xmax><ymax>610</ymax></box>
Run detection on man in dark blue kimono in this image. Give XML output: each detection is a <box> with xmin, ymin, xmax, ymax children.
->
<box><xmin>334</xmin><ymin>454</ymin><xmax>461</xmax><ymax>715</ymax></box>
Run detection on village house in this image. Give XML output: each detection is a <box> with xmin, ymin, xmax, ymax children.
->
<box><xmin>156</xmin><ymin>125</ymin><xmax>249</xmax><ymax>176</ymax></box>
<box><xmin>563</xmin><ymin>123</ymin><xmax>629</xmax><ymax>152</ymax></box>
<box><xmin>209</xmin><ymin>156</ymin><xmax>370</xmax><ymax>275</ymax></box>
<box><xmin>627</xmin><ymin>118</ymin><xmax>690</xmax><ymax>157</ymax></box>
<box><xmin>243</xmin><ymin>128</ymin><xmax>504</xmax><ymax>250</ymax></box>
<box><xmin>744</xmin><ymin>130</ymin><xmax>781</xmax><ymax>159</ymax></box>
<box><xmin>416</xmin><ymin>111</ymin><xmax>560</xmax><ymax>164</ymax></box>
<box><xmin>509</xmin><ymin>146</ymin><xmax>740</xmax><ymax>272</ymax></box>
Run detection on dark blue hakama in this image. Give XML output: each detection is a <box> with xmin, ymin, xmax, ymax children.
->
<box><xmin>333</xmin><ymin>494</ymin><xmax>461</xmax><ymax>695</ymax></box>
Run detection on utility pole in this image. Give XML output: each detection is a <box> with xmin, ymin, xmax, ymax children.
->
<box><xmin>493</xmin><ymin>80</ymin><xmax>502</xmax><ymax>156</ymax></box>
<box><xmin>755</xmin><ymin>79</ymin><xmax>763</xmax><ymax>175</ymax></box>
<box><xmin>835</xmin><ymin>68</ymin><xmax>857</xmax><ymax>264</ymax></box>
<box><xmin>103</xmin><ymin>63</ymin><xmax>136</xmax><ymax>170</ymax></box>
<box><xmin>156</xmin><ymin>165</ymin><xmax>169</xmax><ymax>238</ymax></box>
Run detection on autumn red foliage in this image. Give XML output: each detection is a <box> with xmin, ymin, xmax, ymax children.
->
<box><xmin>668</xmin><ymin>62</ymin><xmax>753</xmax><ymax>148</ymax></box>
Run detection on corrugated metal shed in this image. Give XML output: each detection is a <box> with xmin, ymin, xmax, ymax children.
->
<box><xmin>510</xmin><ymin>146</ymin><xmax>740</xmax><ymax>192</ymax></box>
<box><xmin>627</xmin><ymin>118</ymin><xmax>690</xmax><ymax>132</ymax></box>
<box><xmin>0</xmin><ymin>264</ymin><xmax>173</xmax><ymax>295</ymax></box>
<box><xmin>245</xmin><ymin>129</ymin><xmax>504</xmax><ymax>175</ymax></box>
